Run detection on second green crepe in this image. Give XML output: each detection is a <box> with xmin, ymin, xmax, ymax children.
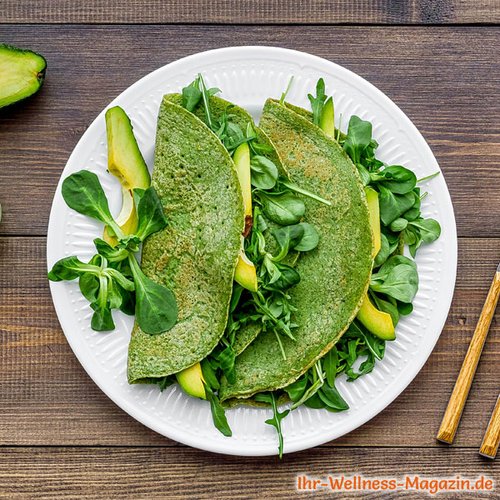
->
<box><xmin>220</xmin><ymin>99</ymin><xmax>374</xmax><ymax>400</ymax></box>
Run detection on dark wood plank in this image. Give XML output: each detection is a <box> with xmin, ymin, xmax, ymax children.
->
<box><xmin>0</xmin><ymin>26</ymin><xmax>499</xmax><ymax>237</ymax></box>
<box><xmin>0</xmin><ymin>236</ymin><xmax>498</xmax><ymax>446</ymax></box>
<box><xmin>0</xmin><ymin>447</ymin><xmax>497</xmax><ymax>499</ymax></box>
<box><xmin>2</xmin><ymin>0</ymin><xmax>500</xmax><ymax>24</ymax></box>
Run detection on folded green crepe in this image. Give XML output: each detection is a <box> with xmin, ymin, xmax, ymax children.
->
<box><xmin>127</xmin><ymin>98</ymin><xmax>244</xmax><ymax>383</ymax></box>
<box><xmin>219</xmin><ymin>99</ymin><xmax>374</xmax><ymax>401</ymax></box>
<box><xmin>163</xmin><ymin>93</ymin><xmax>287</xmax><ymax>356</ymax></box>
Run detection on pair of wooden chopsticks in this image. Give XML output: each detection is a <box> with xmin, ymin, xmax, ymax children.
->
<box><xmin>437</xmin><ymin>262</ymin><xmax>500</xmax><ymax>458</ymax></box>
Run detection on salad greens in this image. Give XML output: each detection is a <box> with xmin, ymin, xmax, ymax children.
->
<box><xmin>251</xmin><ymin>78</ymin><xmax>441</xmax><ymax>455</ymax></box>
<box><xmin>48</xmin><ymin>171</ymin><xmax>178</xmax><ymax>334</ymax></box>
<box><xmin>52</xmin><ymin>74</ymin><xmax>443</xmax><ymax>458</ymax></box>
<box><xmin>205</xmin><ymin>77</ymin><xmax>440</xmax><ymax>457</ymax></box>
<box><xmin>179</xmin><ymin>75</ymin><xmax>330</xmax><ymax>365</ymax></box>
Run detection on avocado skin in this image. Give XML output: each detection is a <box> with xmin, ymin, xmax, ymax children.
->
<box><xmin>105</xmin><ymin>106</ymin><xmax>151</xmax><ymax>190</ymax></box>
<box><xmin>0</xmin><ymin>44</ymin><xmax>46</xmax><ymax>108</ymax></box>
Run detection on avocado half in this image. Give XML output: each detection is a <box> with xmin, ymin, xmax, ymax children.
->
<box><xmin>0</xmin><ymin>44</ymin><xmax>46</xmax><ymax>108</ymax></box>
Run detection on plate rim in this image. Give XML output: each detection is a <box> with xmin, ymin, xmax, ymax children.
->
<box><xmin>47</xmin><ymin>45</ymin><xmax>458</xmax><ymax>456</ymax></box>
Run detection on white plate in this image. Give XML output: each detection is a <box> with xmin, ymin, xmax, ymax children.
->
<box><xmin>47</xmin><ymin>46</ymin><xmax>457</xmax><ymax>456</ymax></box>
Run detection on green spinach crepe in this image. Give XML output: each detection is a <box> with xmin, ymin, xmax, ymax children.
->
<box><xmin>127</xmin><ymin>98</ymin><xmax>244</xmax><ymax>383</ymax></box>
<box><xmin>163</xmin><ymin>93</ymin><xmax>287</xmax><ymax>357</ymax></box>
<box><xmin>219</xmin><ymin>98</ymin><xmax>374</xmax><ymax>401</ymax></box>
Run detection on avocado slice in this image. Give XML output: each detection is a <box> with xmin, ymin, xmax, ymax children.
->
<box><xmin>232</xmin><ymin>142</ymin><xmax>258</xmax><ymax>291</ymax></box>
<box><xmin>103</xmin><ymin>187</ymin><xmax>138</xmax><ymax>245</ymax></box>
<box><xmin>0</xmin><ymin>44</ymin><xmax>46</xmax><ymax>108</ymax></box>
<box><xmin>233</xmin><ymin>142</ymin><xmax>252</xmax><ymax>221</ymax></box>
<box><xmin>103</xmin><ymin>107</ymin><xmax>151</xmax><ymax>243</ymax></box>
<box><xmin>234</xmin><ymin>250</ymin><xmax>258</xmax><ymax>292</ymax></box>
<box><xmin>365</xmin><ymin>186</ymin><xmax>381</xmax><ymax>257</ymax></box>
<box><xmin>176</xmin><ymin>362</ymin><xmax>206</xmax><ymax>399</ymax></box>
<box><xmin>319</xmin><ymin>97</ymin><xmax>335</xmax><ymax>138</ymax></box>
<box><xmin>357</xmin><ymin>293</ymin><xmax>395</xmax><ymax>340</ymax></box>
<box><xmin>105</xmin><ymin>106</ymin><xmax>151</xmax><ymax>190</ymax></box>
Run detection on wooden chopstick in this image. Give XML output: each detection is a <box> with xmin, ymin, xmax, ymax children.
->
<box><xmin>437</xmin><ymin>262</ymin><xmax>500</xmax><ymax>444</ymax></box>
<box><xmin>480</xmin><ymin>395</ymin><xmax>500</xmax><ymax>459</ymax></box>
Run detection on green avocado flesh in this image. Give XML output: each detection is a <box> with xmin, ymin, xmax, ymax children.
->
<box><xmin>0</xmin><ymin>44</ymin><xmax>46</xmax><ymax>108</ymax></box>
<box><xmin>127</xmin><ymin>99</ymin><xmax>244</xmax><ymax>383</ymax></box>
<box><xmin>105</xmin><ymin>106</ymin><xmax>151</xmax><ymax>190</ymax></box>
<box><xmin>219</xmin><ymin>99</ymin><xmax>374</xmax><ymax>401</ymax></box>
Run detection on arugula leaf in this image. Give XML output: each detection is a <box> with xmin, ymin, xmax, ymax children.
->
<box><xmin>196</xmin><ymin>74</ymin><xmax>220</xmax><ymax>130</ymax></box>
<box><xmin>284</xmin><ymin>375</ymin><xmax>308</xmax><ymax>402</ymax></box>
<box><xmin>157</xmin><ymin>375</ymin><xmax>176</xmax><ymax>391</ymax></box>
<box><xmin>181</xmin><ymin>74</ymin><xmax>221</xmax><ymax>130</ymax></box>
<box><xmin>303</xmin><ymin>392</ymin><xmax>324</xmax><ymax>409</ymax></box>
<box><xmin>280</xmin><ymin>180</ymin><xmax>331</xmax><ymax>206</ymax></box>
<box><xmin>307</xmin><ymin>78</ymin><xmax>327</xmax><ymax>126</ymax></box>
<box><xmin>204</xmin><ymin>383</ymin><xmax>232</xmax><ymax>437</ymax></box>
<box><xmin>348</xmin><ymin>320</ymin><xmax>386</xmax><ymax>360</ymax></box>
<box><xmin>200</xmin><ymin>359</ymin><xmax>220</xmax><ymax>391</ymax></box>
<box><xmin>254</xmin><ymin>392</ymin><xmax>289</xmax><ymax>458</ymax></box>
<box><xmin>322</xmin><ymin>347</ymin><xmax>338</xmax><ymax>387</ymax></box>
<box><xmin>215</xmin><ymin>344</ymin><xmax>236</xmax><ymax>384</ymax></box>
<box><xmin>318</xmin><ymin>382</ymin><xmax>349</xmax><ymax>412</ymax></box>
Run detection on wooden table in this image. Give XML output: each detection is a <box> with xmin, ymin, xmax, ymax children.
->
<box><xmin>1</xmin><ymin>2</ymin><xmax>499</xmax><ymax>498</ymax></box>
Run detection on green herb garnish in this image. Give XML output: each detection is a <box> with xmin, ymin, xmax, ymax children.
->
<box><xmin>254</xmin><ymin>392</ymin><xmax>290</xmax><ymax>458</ymax></box>
<box><xmin>48</xmin><ymin>171</ymin><xmax>178</xmax><ymax>334</ymax></box>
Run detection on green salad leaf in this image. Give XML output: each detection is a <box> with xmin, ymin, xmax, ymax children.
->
<box><xmin>49</xmin><ymin>172</ymin><xmax>178</xmax><ymax>335</ymax></box>
<box><xmin>258</xmin><ymin>191</ymin><xmax>305</xmax><ymax>226</ymax></box>
<box><xmin>307</xmin><ymin>78</ymin><xmax>327</xmax><ymax>126</ymax></box>
<box><xmin>250</xmin><ymin>155</ymin><xmax>279</xmax><ymax>190</ymax></box>
<box><xmin>254</xmin><ymin>392</ymin><xmax>290</xmax><ymax>458</ymax></box>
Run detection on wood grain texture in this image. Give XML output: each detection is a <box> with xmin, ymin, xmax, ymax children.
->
<box><xmin>0</xmin><ymin>447</ymin><xmax>497</xmax><ymax>499</ymax></box>
<box><xmin>0</xmin><ymin>26</ymin><xmax>499</xmax><ymax>237</ymax></box>
<box><xmin>0</xmin><ymin>20</ymin><xmax>499</xmax><ymax>495</ymax></box>
<box><xmin>438</xmin><ymin>270</ymin><xmax>500</xmax><ymax>444</ymax></box>
<box><xmin>1</xmin><ymin>0</ymin><xmax>500</xmax><ymax>24</ymax></box>
<box><xmin>480</xmin><ymin>395</ymin><xmax>500</xmax><ymax>459</ymax></box>
<box><xmin>0</xmin><ymin>236</ymin><xmax>499</xmax><ymax>447</ymax></box>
